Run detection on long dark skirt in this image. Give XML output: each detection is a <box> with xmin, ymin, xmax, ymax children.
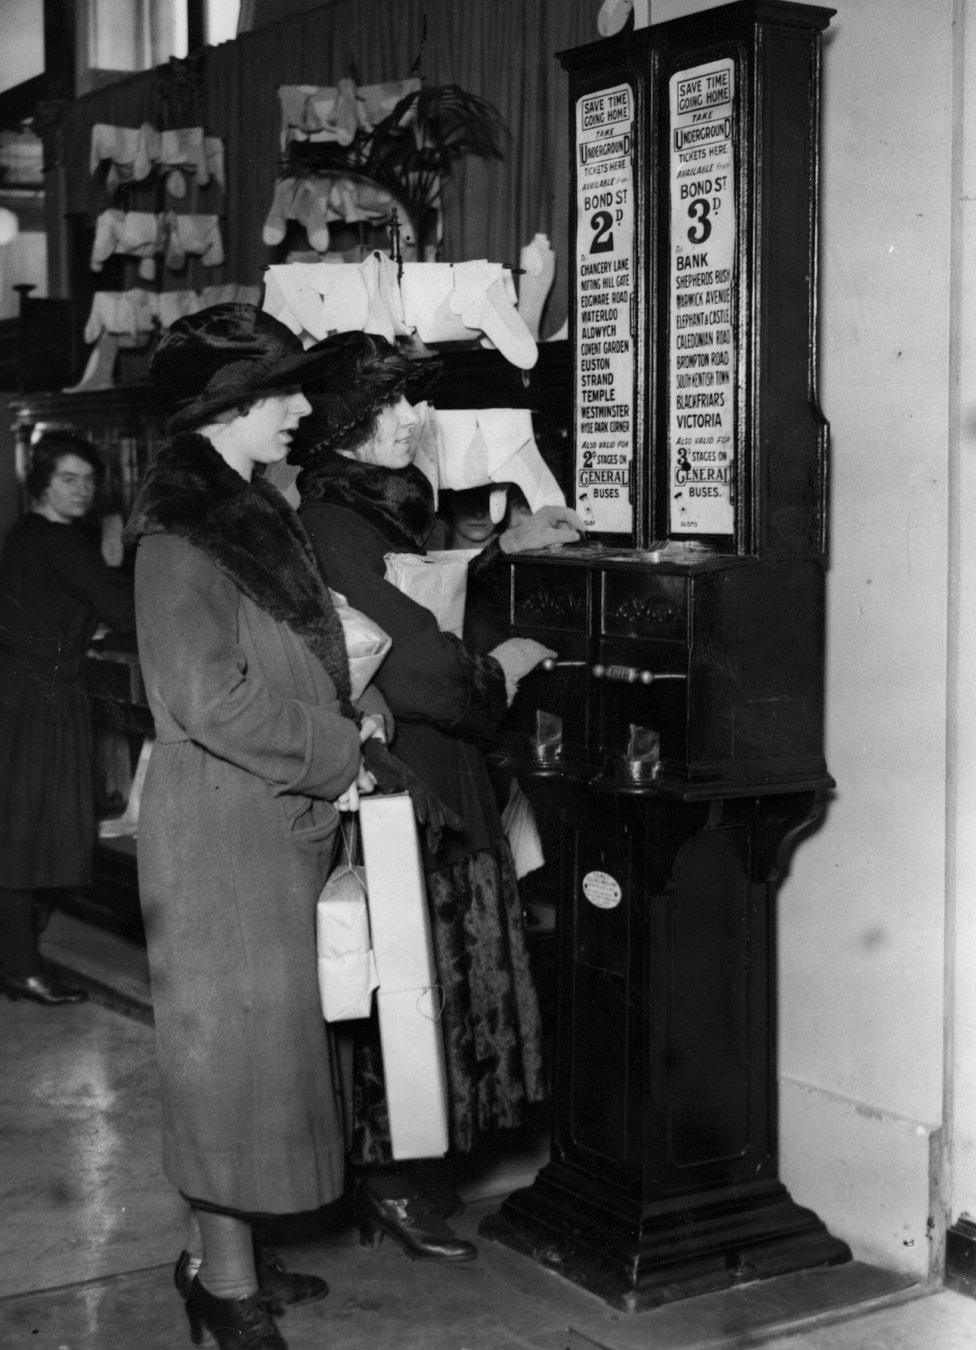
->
<box><xmin>0</xmin><ymin>661</ymin><xmax>94</xmax><ymax>889</ymax></box>
<box><xmin>350</xmin><ymin>838</ymin><xmax>546</xmax><ymax>1163</ymax></box>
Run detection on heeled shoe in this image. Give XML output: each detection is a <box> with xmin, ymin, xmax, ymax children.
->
<box><xmin>183</xmin><ymin>1276</ymin><xmax>286</xmax><ymax>1349</ymax></box>
<box><xmin>357</xmin><ymin>1185</ymin><xmax>477</xmax><ymax>1262</ymax></box>
<box><xmin>0</xmin><ymin>969</ymin><xmax>88</xmax><ymax>1005</ymax></box>
<box><xmin>174</xmin><ymin>1247</ymin><xmax>329</xmax><ymax>1308</ymax></box>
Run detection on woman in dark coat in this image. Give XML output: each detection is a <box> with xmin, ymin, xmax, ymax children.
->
<box><xmin>292</xmin><ymin>330</ymin><xmax>582</xmax><ymax>1263</ymax></box>
<box><xmin>0</xmin><ymin>432</ymin><xmax>134</xmax><ymax>1005</ymax></box>
<box><xmin>124</xmin><ymin>305</ymin><xmax>390</xmax><ymax>1350</ymax></box>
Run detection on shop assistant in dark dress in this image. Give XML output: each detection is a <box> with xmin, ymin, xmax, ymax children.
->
<box><xmin>0</xmin><ymin>433</ymin><xmax>134</xmax><ymax>1005</ymax></box>
<box><xmin>292</xmin><ymin>330</ymin><xmax>581</xmax><ymax>1263</ymax></box>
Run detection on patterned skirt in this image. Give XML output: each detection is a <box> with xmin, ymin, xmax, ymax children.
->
<box><xmin>350</xmin><ymin>838</ymin><xmax>546</xmax><ymax>1163</ymax></box>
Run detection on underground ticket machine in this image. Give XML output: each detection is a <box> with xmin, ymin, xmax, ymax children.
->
<box><xmin>480</xmin><ymin>0</ymin><xmax>849</xmax><ymax>1311</ymax></box>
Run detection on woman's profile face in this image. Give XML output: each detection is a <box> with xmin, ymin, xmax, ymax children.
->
<box><xmin>229</xmin><ymin>388</ymin><xmax>312</xmax><ymax>471</ymax></box>
<box><xmin>355</xmin><ymin>397</ymin><xmax>419</xmax><ymax>470</ymax></box>
<box><xmin>37</xmin><ymin>453</ymin><xmax>97</xmax><ymax>523</ymax></box>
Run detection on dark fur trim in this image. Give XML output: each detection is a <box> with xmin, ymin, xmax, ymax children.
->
<box><xmin>296</xmin><ymin>450</ymin><xmax>436</xmax><ymax>553</ymax></box>
<box><xmin>124</xmin><ymin>432</ymin><xmax>354</xmax><ymax>715</ymax></box>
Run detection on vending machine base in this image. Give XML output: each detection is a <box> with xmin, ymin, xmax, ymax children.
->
<box><xmin>480</xmin><ymin>784</ymin><xmax>851</xmax><ymax>1311</ymax></box>
<box><xmin>481</xmin><ymin>1174</ymin><xmax>849</xmax><ymax>1313</ymax></box>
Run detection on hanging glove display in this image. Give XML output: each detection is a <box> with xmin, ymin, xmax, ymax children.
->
<box><xmin>158</xmin><ymin>126</ymin><xmax>210</xmax><ymax>198</ymax></box>
<box><xmin>164</xmin><ymin>213</ymin><xmax>225</xmax><ymax>269</ymax></box>
<box><xmin>361</xmin><ymin>738</ymin><xmax>463</xmax><ymax>856</ymax></box>
<box><xmin>89</xmin><ymin>123</ymin><xmax>158</xmax><ymax>191</ymax></box>
<box><xmin>90</xmin><ymin>210</ymin><xmax>166</xmax><ymax>281</ymax></box>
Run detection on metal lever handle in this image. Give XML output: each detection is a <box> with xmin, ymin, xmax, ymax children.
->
<box><xmin>591</xmin><ymin>664</ymin><xmax>686</xmax><ymax>686</ymax></box>
<box><xmin>539</xmin><ymin>659</ymin><xmax>686</xmax><ymax>685</ymax></box>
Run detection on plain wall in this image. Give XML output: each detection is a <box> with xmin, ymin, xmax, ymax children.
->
<box><xmin>949</xmin><ymin>0</ymin><xmax>976</xmax><ymax>1254</ymax></box>
<box><xmin>656</xmin><ymin>0</ymin><xmax>967</xmax><ymax>1279</ymax></box>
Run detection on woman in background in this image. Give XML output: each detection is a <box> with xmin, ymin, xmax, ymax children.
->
<box><xmin>0</xmin><ymin>433</ymin><xmax>134</xmax><ymax>1005</ymax></box>
<box><xmin>440</xmin><ymin>482</ymin><xmax>535</xmax><ymax>654</ymax></box>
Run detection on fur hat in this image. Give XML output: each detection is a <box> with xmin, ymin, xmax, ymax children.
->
<box><xmin>288</xmin><ymin>330</ymin><xmax>442</xmax><ymax>468</ymax></box>
<box><xmin>151</xmin><ymin>303</ymin><xmax>339</xmax><ymax>433</ymax></box>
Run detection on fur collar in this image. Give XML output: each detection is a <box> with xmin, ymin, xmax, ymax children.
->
<box><xmin>296</xmin><ymin>450</ymin><xmax>435</xmax><ymax>553</ymax></box>
<box><xmin>124</xmin><ymin>432</ymin><xmax>354</xmax><ymax>715</ymax></box>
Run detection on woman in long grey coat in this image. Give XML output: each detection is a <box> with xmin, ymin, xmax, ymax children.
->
<box><xmin>124</xmin><ymin>305</ymin><xmax>387</xmax><ymax>1350</ymax></box>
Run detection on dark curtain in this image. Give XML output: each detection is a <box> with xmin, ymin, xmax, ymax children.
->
<box><xmin>62</xmin><ymin>0</ymin><xmax>595</xmax><ymax>335</ymax></box>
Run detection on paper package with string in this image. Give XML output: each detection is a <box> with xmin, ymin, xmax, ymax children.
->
<box><xmin>359</xmin><ymin>792</ymin><xmax>449</xmax><ymax>1159</ymax></box>
<box><xmin>316</xmin><ymin>817</ymin><xmax>378</xmax><ymax>1022</ymax></box>
<box><xmin>328</xmin><ymin>588</ymin><xmax>391</xmax><ymax>699</ymax></box>
<box><xmin>382</xmin><ymin>549</ymin><xmax>479</xmax><ymax>636</ymax></box>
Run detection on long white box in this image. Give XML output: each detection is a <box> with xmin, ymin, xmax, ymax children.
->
<box><xmin>359</xmin><ymin>793</ymin><xmax>449</xmax><ymax>1159</ymax></box>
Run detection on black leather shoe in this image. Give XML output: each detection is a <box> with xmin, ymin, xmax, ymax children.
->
<box><xmin>174</xmin><ymin>1247</ymin><xmax>328</xmax><ymax>1308</ymax></box>
<box><xmin>184</xmin><ymin>1276</ymin><xmax>286</xmax><ymax>1349</ymax></box>
<box><xmin>357</xmin><ymin>1185</ymin><xmax>477</xmax><ymax>1262</ymax></box>
<box><xmin>0</xmin><ymin>970</ymin><xmax>88</xmax><ymax>1005</ymax></box>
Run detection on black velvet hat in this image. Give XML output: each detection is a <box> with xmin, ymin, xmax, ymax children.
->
<box><xmin>288</xmin><ymin>329</ymin><xmax>442</xmax><ymax>467</ymax></box>
<box><xmin>151</xmin><ymin>303</ymin><xmax>339</xmax><ymax>433</ymax></box>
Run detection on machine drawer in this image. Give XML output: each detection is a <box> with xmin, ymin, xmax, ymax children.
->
<box><xmin>512</xmin><ymin>563</ymin><xmax>589</xmax><ymax>633</ymax></box>
<box><xmin>601</xmin><ymin>572</ymin><xmax>688</xmax><ymax>642</ymax></box>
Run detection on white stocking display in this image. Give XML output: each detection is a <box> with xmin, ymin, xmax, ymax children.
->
<box><xmin>426</xmin><ymin>407</ymin><xmax>565</xmax><ymax>512</ymax></box>
<box><xmin>98</xmin><ymin>737</ymin><xmax>155</xmax><ymax>839</ymax></box>
<box><xmin>63</xmin><ymin>333</ymin><xmax>121</xmax><ymax>393</ymax></box>
<box><xmin>449</xmin><ymin>260</ymin><xmax>538</xmax><ymax>369</ymax></box>
<box><xmin>516</xmin><ymin>234</ymin><xmax>556</xmax><ymax>340</ymax></box>
<box><xmin>263</xmin><ymin>255</ymin><xmax>410</xmax><ymax>344</ymax></box>
<box><xmin>399</xmin><ymin>263</ymin><xmax>469</xmax><ymax>343</ymax></box>
<box><xmin>597</xmin><ymin>0</ymin><xmax>635</xmax><ymax>37</ymax></box>
<box><xmin>261</xmin><ymin>260</ymin><xmax>540</xmax><ymax>369</ymax></box>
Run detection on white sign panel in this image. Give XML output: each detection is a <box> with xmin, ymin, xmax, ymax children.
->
<box><xmin>574</xmin><ymin>83</ymin><xmax>635</xmax><ymax>535</ymax></box>
<box><xmin>667</xmin><ymin>59</ymin><xmax>736</xmax><ymax>536</ymax></box>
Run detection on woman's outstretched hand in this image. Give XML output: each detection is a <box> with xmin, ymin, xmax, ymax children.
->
<box><xmin>489</xmin><ymin>637</ymin><xmax>557</xmax><ymax>704</ymax></box>
<box><xmin>499</xmin><ymin>504</ymin><xmax>585</xmax><ymax>554</ymax></box>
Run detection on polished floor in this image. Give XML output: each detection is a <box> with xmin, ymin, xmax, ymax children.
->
<box><xmin>3</xmin><ymin>919</ymin><xmax>976</xmax><ymax>1348</ymax></box>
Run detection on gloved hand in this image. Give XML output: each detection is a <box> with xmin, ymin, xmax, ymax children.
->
<box><xmin>361</xmin><ymin>738</ymin><xmax>464</xmax><ymax>856</ymax></box>
<box><xmin>489</xmin><ymin>638</ymin><xmax>557</xmax><ymax>703</ymax></box>
<box><xmin>499</xmin><ymin>504</ymin><xmax>586</xmax><ymax>554</ymax></box>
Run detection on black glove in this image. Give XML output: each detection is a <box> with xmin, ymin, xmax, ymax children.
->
<box><xmin>362</xmin><ymin>739</ymin><xmax>464</xmax><ymax>856</ymax></box>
